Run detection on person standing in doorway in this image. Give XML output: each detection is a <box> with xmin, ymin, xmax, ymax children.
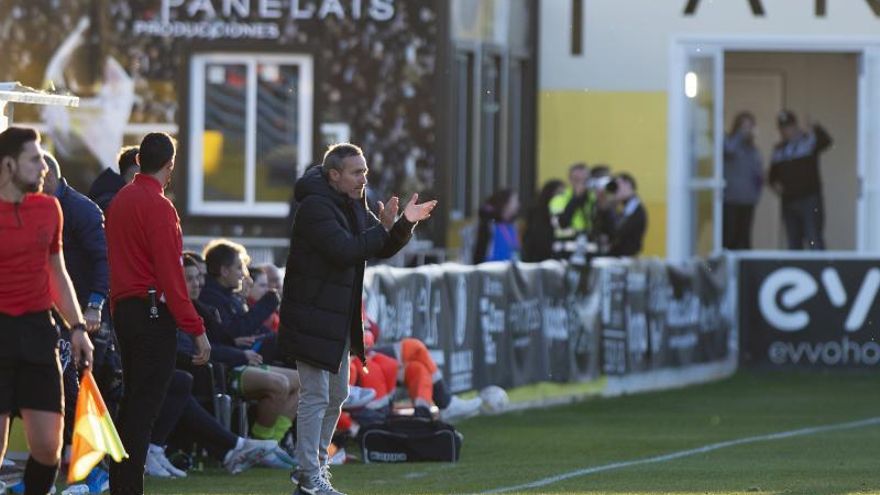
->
<box><xmin>722</xmin><ymin>111</ymin><xmax>763</xmax><ymax>250</ymax></box>
<box><xmin>105</xmin><ymin>132</ymin><xmax>210</xmax><ymax>495</ymax></box>
<box><xmin>0</xmin><ymin>126</ymin><xmax>93</xmax><ymax>495</ymax></box>
<box><xmin>768</xmin><ymin>110</ymin><xmax>833</xmax><ymax>250</ymax></box>
<box><xmin>279</xmin><ymin>143</ymin><xmax>436</xmax><ymax>495</ymax></box>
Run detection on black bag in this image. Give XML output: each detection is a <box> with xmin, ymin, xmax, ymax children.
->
<box><xmin>359</xmin><ymin>416</ymin><xmax>463</xmax><ymax>463</ymax></box>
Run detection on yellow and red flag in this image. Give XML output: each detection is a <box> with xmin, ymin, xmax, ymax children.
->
<box><xmin>67</xmin><ymin>369</ymin><xmax>128</xmax><ymax>483</ymax></box>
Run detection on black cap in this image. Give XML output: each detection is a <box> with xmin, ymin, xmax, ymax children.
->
<box><xmin>777</xmin><ymin>110</ymin><xmax>797</xmax><ymax>127</ymax></box>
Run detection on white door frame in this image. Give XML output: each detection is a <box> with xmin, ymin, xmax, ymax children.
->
<box><xmin>668</xmin><ymin>35</ymin><xmax>880</xmax><ymax>261</ymax></box>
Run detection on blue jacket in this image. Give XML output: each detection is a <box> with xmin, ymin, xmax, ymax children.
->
<box><xmin>56</xmin><ymin>178</ymin><xmax>109</xmax><ymax>307</ymax></box>
<box><xmin>87</xmin><ymin>168</ymin><xmax>126</xmax><ymax>212</ymax></box>
<box><xmin>199</xmin><ymin>276</ymin><xmax>279</xmax><ymax>342</ymax></box>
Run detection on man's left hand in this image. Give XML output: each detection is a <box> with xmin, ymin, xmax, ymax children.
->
<box><xmin>84</xmin><ymin>307</ymin><xmax>101</xmax><ymax>333</ymax></box>
<box><xmin>402</xmin><ymin>193</ymin><xmax>438</xmax><ymax>223</ymax></box>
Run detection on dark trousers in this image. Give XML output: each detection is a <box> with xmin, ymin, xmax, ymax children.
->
<box><xmin>722</xmin><ymin>203</ymin><xmax>755</xmax><ymax>250</ymax></box>
<box><xmin>151</xmin><ymin>370</ymin><xmax>192</xmax><ymax>446</ymax></box>
<box><xmin>170</xmin><ymin>396</ymin><xmax>238</xmax><ymax>461</ymax></box>
<box><xmin>109</xmin><ymin>299</ymin><xmax>177</xmax><ymax>495</ymax></box>
<box><xmin>782</xmin><ymin>194</ymin><xmax>825</xmax><ymax>250</ymax></box>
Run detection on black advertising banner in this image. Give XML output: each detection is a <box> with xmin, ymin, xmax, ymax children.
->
<box><xmin>625</xmin><ymin>262</ymin><xmax>651</xmax><ymax>373</ymax></box>
<box><xmin>600</xmin><ymin>264</ymin><xmax>628</xmax><ymax>375</ymax></box>
<box><xmin>442</xmin><ymin>265</ymin><xmax>478</xmax><ymax>394</ymax></box>
<box><xmin>506</xmin><ymin>263</ymin><xmax>547</xmax><ymax>387</ymax></box>
<box><xmin>559</xmin><ymin>265</ymin><xmax>601</xmax><ymax>384</ymax></box>
<box><xmin>646</xmin><ymin>261</ymin><xmax>672</xmax><ymax>369</ymax></box>
<box><xmin>739</xmin><ymin>258</ymin><xmax>880</xmax><ymax>368</ymax></box>
<box><xmin>364</xmin><ymin>257</ymin><xmax>733</xmax><ymax>393</ymax></box>
<box><xmin>661</xmin><ymin>263</ymin><xmax>703</xmax><ymax>367</ymax></box>
<box><xmin>695</xmin><ymin>258</ymin><xmax>730</xmax><ymax>363</ymax></box>
<box><xmin>538</xmin><ymin>262</ymin><xmax>596</xmax><ymax>384</ymax></box>
<box><xmin>474</xmin><ymin>265</ymin><xmax>514</xmax><ymax>389</ymax></box>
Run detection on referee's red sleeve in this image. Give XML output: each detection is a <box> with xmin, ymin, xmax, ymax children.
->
<box><xmin>149</xmin><ymin>223</ymin><xmax>205</xmax><ymax>336</ymax></box>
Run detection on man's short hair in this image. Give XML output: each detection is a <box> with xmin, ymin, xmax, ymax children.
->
<box><xmin>777</xmin><ymin>110</ymin><xmax>797</xmax><ymax>128</ymax></box>
<box><xmin>183</xmin><ymin>250</ymin><xmax>205</xmax><ymax>267</ymax></box>
<box><xmin>568</xmin><ymin>162</ymin><xmax>588</xmax><ymax>174</ymax></box>
<box><xmin>138</xmin><ymin>133</ymin><xmax>176</xmax><ymax>174</ymax></box>
<box><xmin>0</xmin><ymin>126</ymin><xmax>39</xmax><ymax>163</ymax></box>
<box><xmin>248</xmin><ymin>266</ymin><xmax>265</xmax><ymax>279</ymax></box>
<box><xmin>590</xmin><ymin>165</ymin><xmax>611</xmax><ymax>178</ymax></box>
<box><xmin>617</xmin><ymin>172</ymin><xmax>637</xmax><ymax>191</ymax></box>
<box><xmin>117</xmin><ymin>146</ymin><xmax>139</xmax><ymax>176</ymax></box>
<box><xmin>203</xmin><ymin>239</ymin><xmax>250</xmax><ymax>277</ymax></box>
<box><xmin>183</xmin><ymin>252</ymin><xmax>201</xmax><ymax>269</ymax></box>
<box><xmin>43</xmin><ymin>152</ymin><xmax>61</xmax><ymax>178</ymax></box>
<box><xmin>322</xmin><ymin>143</ymin><xmax>363</xmax><ymax>174</ymax></box>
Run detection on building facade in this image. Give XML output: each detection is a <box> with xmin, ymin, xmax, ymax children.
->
<box><xmin>0</xmin><ymin>0</ymin><xmax>537</xmax><ymax>258</ymax></box>
<box><xmin>539</xmin><ymin>0</ymin><xmax>880</xmax><ymax>259</ymax></box>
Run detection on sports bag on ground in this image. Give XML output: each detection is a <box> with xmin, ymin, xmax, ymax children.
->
<box><xmin>359</xmin><ymin>416</ymin><xmax>462</xmax><ymax>463</ymax></box>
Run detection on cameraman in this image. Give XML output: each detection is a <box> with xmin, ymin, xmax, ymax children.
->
<box><xmin>599</xmin><ymin>173</ymin><xmax>647</xmax><ymax>257</ymax></box>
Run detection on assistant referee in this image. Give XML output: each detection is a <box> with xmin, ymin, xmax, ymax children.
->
<box><xmin>0</xmin><ymin>126</ymin><xmax>94</xmax><ymax>495</ymax></box>
<box><xmin>105</xmin><ymin>133</ymin><xmax>210</xmax><ymax>495</ymax></box>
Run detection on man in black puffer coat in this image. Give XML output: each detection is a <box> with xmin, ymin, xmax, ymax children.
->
<box><xmin>279</xmin><ymin>144</ymin><xmax>436</xmax><ymax>495</ymax></box>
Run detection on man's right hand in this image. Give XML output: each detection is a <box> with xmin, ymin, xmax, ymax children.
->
<box><xmin>192</xmin><ymin>333</ymin><xmax>211</xmax><ymax>366</ymax></box>
<box><xmin>243</xmin><ymin>349</ymin><xmax>263</xmax><ymax>366</ymax></box>
<box><xmin>377</xmin><ymin>196</ymin><xmax>400</xmax><ymax>231</ymax></box>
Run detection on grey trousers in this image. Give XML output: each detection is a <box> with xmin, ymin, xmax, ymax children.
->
<box><xmin>295</xmin><ymin>349</ymin><xmax>350</xmax><ymax>477</ymax></box>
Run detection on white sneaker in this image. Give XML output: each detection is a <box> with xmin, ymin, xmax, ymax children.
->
<box><xmin>342</xmin><ymin>386</ymin><xmax>376</xmax><ymax>410</ymax></box>
<box><xmin>223</xmin><ymin>438</ymin><xmax>273</xmax><ymax>474</ymax></box>
<box><xmin>148</xmin><ymin>444</ymin><xmax>186</xmax><ymax>478</ymax></box>
<box><xmin>293</xmin><ymin>471</ymin><xmax>346</xmax><ymax>495</ymax></box>
<box><xmin>440</xmin><ymin>395</ymin><xmax>483</xmax><ymax>424</ymax></box>
<box><xmin>144</xmin><ymin>449</ymin><xmax>173</xmax><ymax>478</ymax></box>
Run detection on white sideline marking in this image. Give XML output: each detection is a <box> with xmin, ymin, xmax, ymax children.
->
<box><xmin>475</xmin><ymin>416</ymin><xmax>880</xmax><ymax>494</ymax></box>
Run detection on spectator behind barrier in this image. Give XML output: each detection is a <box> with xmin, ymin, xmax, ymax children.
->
<box><xmin>473</xmin><ymin>188</ymin><xmax>521</xmax><ymax>264</ymax></box>
<box><xmin>602</xmin><ymin>173</ymin><xmax>647</xmax><ymax>257</ymax></box>
<box><xmin>521</xmin><ymin>180</ymin><xmax>564</xmax><ymax>262</ymax></box>
<box><xmin>549</xmin><ymin>162</ymin><xmax>597</xmax><ymax>260</ymax></box>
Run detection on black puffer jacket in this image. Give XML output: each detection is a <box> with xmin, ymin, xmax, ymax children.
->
<box><xmin>278</xmin><ymin>166</ymin><xmax>414</xmax><ymax>372</ymax></box>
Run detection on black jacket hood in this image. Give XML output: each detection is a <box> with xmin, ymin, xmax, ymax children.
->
<box><xmin>294</xmin><ymin>166</ymin><xmax>342</xmax><ymax>204</ymax></box>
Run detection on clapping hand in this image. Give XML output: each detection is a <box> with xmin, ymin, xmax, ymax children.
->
<box><xmin>377</xmin><ymin>196</ymin><xmax>400</xmax><ymax>231</ymax></box>
<box><xmin>402</xmin><ymin>193</ymin><xmax>437</xmax><ymax>223</ymax></box>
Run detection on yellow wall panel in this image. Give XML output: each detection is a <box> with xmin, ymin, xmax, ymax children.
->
<box><xmin>538</xmin><ymin>91</ymin><xmax>668</xmax><ymax>257</ymax></box>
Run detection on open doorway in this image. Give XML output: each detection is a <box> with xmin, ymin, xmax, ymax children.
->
<box><xmin>666</xmin><ymin>39</ymin><xmax>880</xmax><ymax>261</ymax></box>
<box><xmin>724</xmin><ymin>52</ymin><xmax>859</xmax><ymax>251</ymax></box>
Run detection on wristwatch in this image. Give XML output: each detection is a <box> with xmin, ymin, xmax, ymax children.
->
<box><xmin>87</xmin><ymin>301</ymin><xmax>102</xmax><ymax>311</ymax></box>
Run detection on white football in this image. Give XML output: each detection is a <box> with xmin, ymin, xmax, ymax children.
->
<box><xmin>479</xmin><ymin>385</ymin><xmax>509</xmax><ymax>413</ymax></box>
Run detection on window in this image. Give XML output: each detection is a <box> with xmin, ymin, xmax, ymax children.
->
<box><xmin>480</xmin><ymin>53</ymin><xmax>503</xmax><ymax>203</ymax></box>
<box><xmin>189</xmin><ymin>53</ymin><xmax>313</xmax><ymax>217</ymax></box>
<box><xmin>508</xmin><ymin>57</ymin><xmax>525</xmax><ymax>198</ymax></box>
<box><xmin>452</xmin><ymin>50</ymin><xmax>476</xmax><ymax>220</ymax></box>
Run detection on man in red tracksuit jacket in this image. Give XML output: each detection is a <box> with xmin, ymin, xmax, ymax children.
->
<box><xmin>105</xmin><ymin>132</ymin><xmax>210</xmax><ymax>495</ymax></box>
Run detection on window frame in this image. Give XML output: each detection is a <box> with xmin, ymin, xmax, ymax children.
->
<box><xmin>188</xmin><ymin>52</ymin><xmax>314</xmax><ymax>217</ymax></box>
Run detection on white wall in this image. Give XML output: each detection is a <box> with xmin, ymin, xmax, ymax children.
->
<box><xmin>541</xmin><ymin>0</ymin><xmax>880</xmax><ymax>91</ymax></box>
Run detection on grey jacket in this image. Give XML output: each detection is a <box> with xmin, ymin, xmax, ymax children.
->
<box><xmin>723</xmin><ymin>131</ymin><xmax>763</xmax><ymax>205</ymax></box>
